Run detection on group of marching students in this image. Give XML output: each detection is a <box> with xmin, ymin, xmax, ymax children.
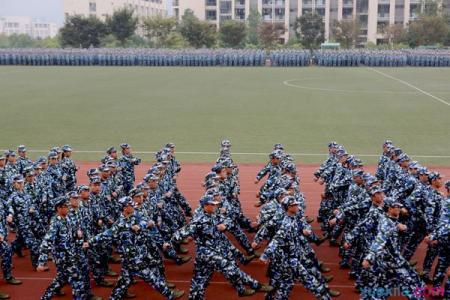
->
<box><xmin>0</xmin><ymin>140</ymin><xmax>448</xmax><ymax>299</ymax></box>
<box><xmin>314</xmin><ymin>140</ymin><xmax>449</xmax><ymax>299</ymax></box>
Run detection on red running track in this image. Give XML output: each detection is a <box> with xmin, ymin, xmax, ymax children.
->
<box><xmin>3</xmin><ymin>163</ymin><xmax>449</xmax><ymax>300</ymax></box>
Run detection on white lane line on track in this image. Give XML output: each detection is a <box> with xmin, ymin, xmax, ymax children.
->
<box><xmin>14</xmin><ymin>277</ymin><xmax>354</xmax><ymax>288</ymax></box>
<box><xmin>367</xmin><ymin>67</ymin><xmax>450</xmax><ymax>107</ymax></box>
<box><xmin>2</xmin><ymin>149</ymin><xmax>450</xmax><ymax>158</ymax></box>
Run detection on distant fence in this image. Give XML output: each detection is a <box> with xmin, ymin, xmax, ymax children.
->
<box><xmin>1</xmin><ymin>48</ymin><xmax>450</xmax><ymax>67</ymax></box>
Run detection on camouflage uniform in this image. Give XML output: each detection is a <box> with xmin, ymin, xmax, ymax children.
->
<box><xmin>173</xmin><ymin>201</ymin><xmax>264</xmax><ymax>299</ymax></box>
<box><xmin>261</xmin><ymin>197</ymin><xmax>331</xmax><ymax>300</ymax></box>
<box><xmin>91</xmin><ymin>199</ymin><xmax>178</xmax><ymax>300</ymax></box>
<box><xmin>364</xmin><ymin>211</ymin><xmax>424</xmax><ymax>300</ymax></box>
<box><xmin>39</xmin><ymin>211</ymin><xmax>89</xmax><ymax>300</ymax></box>
<box><xmin>118</xmin><ymin>146</ymin><xmax>141</xmax><ymax>194</ymax></box>
<box><xmin>61</xmin><ymin>155</ymin><xmax>77</xmax><ymax>192</ymax></box>
<box><xmin>0</xmin><ymin>198</ymin><xmax>14</xmax><ymax>281</ymax></box>
<box><xmin>8</xmin><ymin>179</ymin><xmax>40</xmax><ymax>268</ymax></box>
<box><xmin>427</xmin><ymin>184</ymin><xmax>450</xmax><ymax>288</ymax></box>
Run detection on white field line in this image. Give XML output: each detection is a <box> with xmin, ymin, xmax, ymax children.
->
<box><xmin>367</xmin><ymin>67</ymin><xmax>450</xmax><ymax>107</ymax></box>
<box><xmin>283</xmin><ymin>78</ymin><xmax>419</xmax><ymax>94</ymax></box>
<box><xmin>2</xmin><ymin>149</ymin><xmax>449</xmax><ymax>159</ymax></box>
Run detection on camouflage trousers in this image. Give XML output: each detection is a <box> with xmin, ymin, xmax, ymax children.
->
<box><xmin>189</xmin><ymin>253</ymin><xmax>259</xmax><ymax>299</ymax></box>
<box><xmin>228</xmin><ymin>223</ymin><xmax>254</xmax><ymax>255</ymax></box>
<box><xmin>266</xmin><ymin>254</ymin><xmax>330</xmax><ymax>300</ymax></box>
<box><xmin>88</xmin><ymin>245</ymin><xmax>110</xmax><ymax>284</ymax></box>
<box><xmin>432</xmin><ymin>238</ymin><xmax>449</xmax><ymax>288</ymax></box>
<box><xmin>110</xmin><ymin>262</ymin><xmax>174</xmax><ymax>300</ymax></box>
<box><xmin>173</xmin><ymin>188</ymin><xmax>192</xmax><ymax>216</ymax></box>
<box><xmin>41</xmin><ymin>260</ymin><xmax>90</xmax><ymax>300</ymax></box>
<box><xmin>12</xmin><ymin>227</ymin><xmax>40</xmax><ymax>268</ymax></box>
<box><xmin>422</xmin><ymin>244</ymin><xmax>439</xmax><ymax>276</ymax></box>
<box><xmin>0</xmin><ymin>240</ymin><xmax>13</xmax><ymax>280</ymax></box>
<box><xmin>402</xmin><ymin>222</ymin><xmax>427</xmax><ymax>262</ymax></box>
<box><xmin>361</xmin><ymin>262</ymin><xmax>425</xmax><ymax>300</ymax></box>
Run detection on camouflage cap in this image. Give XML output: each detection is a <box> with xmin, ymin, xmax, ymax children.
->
<box><xmin>200</xmin><ymin>195</ymin><xmax>219</xmax><ymax>206</ymax></box>
<box><xmin>118</xmin><ymin>196</ymin><xmax>133</xmax><ymax>209</ymax></box>
<box><xmin>273</xmin><ymin>143</ymin><xmax>284</xmax><ymax>150</ymax></box>
<box><xmin>384</xmin><ymin>197</ymin><xmax>403</xmax><ymax>208</ymax></box>
<box><xmin>61</xmin><ymin>145</ymin><xmax>72</xmax><ymax>152</ymax></box>
<box><xmin>129</xmin><ymin>188</ymin><xmax>144</xmax><ymax>198</ymax></box>
<box><xmin>281</xmin><ymin>196</ymin><xmax>300</xmax><ymax>210</ymax></box>
<box><xmin>106</xmin><ymin>147</ymin><xmax>117</xmax><ymax>154</ymax></box>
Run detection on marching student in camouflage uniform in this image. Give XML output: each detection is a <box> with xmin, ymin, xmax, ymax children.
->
<box><xmin>101</xmin><ymin>147</ymin><xmax>120</xmax><ymax>165</ymax></box>
<box><xmin>163</xmin><ymin>144</ymin><xmax>192</xmax><ymax>217</ymax></box>
<box><xmin>402</xmin><ymin>167</ymin><xmax>431</xmax><ymax>262</ymax></box>
<box><xmin>212</xmin><ymin>162</ymin><xmax>256</xmax><ymax>255</ymax></box>
<box><xmin>362</xmin><ymin>198</ymin><xmax>424</xmax><ymax>300</ymax></box>
<box><xmin>37</xmin><ymin>196</ymin><xmax>100</xmax><ymax>300</ymax></box>
<box><xmin>375</xmin><ymin>141</ymin><xmax>393</xmax><ymax>182</ymax></box>
<box><xmin>118</xmin><ymin>144</ymin><xmax>141</xmax><ymax>195</ymax></box>
<box><xmin>8</xmin><ymin>175</ymin><xmax>42</xmax><ymax>270</ymax></box>
<box><xmin>344</xmin><ymin>186</ymin><xmax>385</xmax><ymax>293</ymax></box>
<box><xmin>45</xmin><ymin>151</ymin><xmax>66</xmax><ymax>199</ymax></box>
<box><xmin>24</xmin><ymin>168</ymin><xmax>46</xmax><ymax>240</ymax></box>
<box><xmin>260</xmin><ymin>196</ymin><xmax>333</xmax><ymax>300</ymax></box>
<box><xmin>16</xmin><ymin>145</ymin><xmax>33</xmax><ymax>176</ymax></box>
<box><xmin>0</xmin><ymin>182</ymin><xmax>22</xmax><ymax>295</ymax></box>
<box><xmin>34</xmin><ymin>157</ymin><xmax>53</xmax><ymax>228</ymax></box>
<box><xmin>60</xmin><ymin>145</ymin><xmax>78</xmax><ymax>191</ymax></box>
<box><xmin>4</xmin><ymin>151</ymin><xmax>19</xmax><ymax>195</ymax></box>
<box><xmin>172</xmin><ymin>195</ymin><xmax>273</xmax><ymax>299</ymax></box>
<box><xmin>0</xmin><ymin>156</ymin><xmax>7</xmax><ymax>203</ymax></box>
<box><xmin>421</xmin><ymin>172</ymin><xmax>445</xmax><ymax>283</ymax></box>
<box><xmin>255</xmin><ymin>150</ymin><xmax>283</xmax><ymax>207</ymax></box>
<box><xmin>314</xmin><ymin>143</ymin><xmax>339</xmax><ymax>224</ymax></box>
<box><xmin>425</xmin><ymin>180</ymin><xmax>450</xmax><ymax>293</ymax></box>
<box><xmin>131</xmin><ymin>186</ymin><xmax>191</xmax><ymax>266</ymax></box>
<box><xmin>329</xmin><ymin>169</ymin><xmax>371</xmax><ymax>269</ymax></box>
<box><xmin>83</xmin><ymin>177</ymin><xmax>115</xmax><ymax>288</ymax></box>
<box><xmin>86</xmin><ymin>196</ymin><xmax>185</xmax><ymax>300</ymax></box>
<box><xmin>66</xmin><ymin>190</ymin><xmax>101</xmax><ymax>300</ymax></box>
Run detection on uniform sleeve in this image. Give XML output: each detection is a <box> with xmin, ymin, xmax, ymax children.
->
<box><xmin>91</xmin><ymin>222</ymin><xmax>121</xmax><ymax>245</ymax></box>
<box><xmin>256</xmin><ymin>163</ymin><xmax>271</xmax><ymax>181</ymax></box>
<box><xmin>38</xmin><ymin>221</ymin><xmax>59</xmax><ymax>265</ymax></box>
<box><xmin>430</xmin><ymin>199</ymin><xmax>450</xmax><ymax>240</ymax></box>
<box><xmin>314</xmin><ymin>157</ymin><xmax>331</xmax><ymax>178</ymax></box>
<box><xmin>172</xmin><ymin>218</ymin><xmax>198</xmax><ymax>242</ymax></box>
<box><xmin>261</xmin><ymin>225</ymin><xmax>288</xmax><ymax>261</ymax></box>
<box><xmin>365</xmin><ymin>220</ymin><xmax>391</xmax><ymax>263</ymax></box>
<box><xmin>425</xmin><ymin>193</ymin><xmax>439</xmax><ymax>233</ymax></box>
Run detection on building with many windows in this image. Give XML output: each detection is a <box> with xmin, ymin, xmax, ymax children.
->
<box><xmin>0</xmin><ymin>16</ymin><xmax>59</xmax><ymax>39</ymax></box>
<box><xmin>173</xmin><ymin>0</ymin><xmax>449</xmax><ymax>45</ymax></box>
<box><xmin>63</xmin><ymin>0</ymin><xmax>168</xmax><ymax>21</ymax></box>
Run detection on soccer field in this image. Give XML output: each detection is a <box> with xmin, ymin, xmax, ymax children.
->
<box><xmin>1</xmin><ymin>66</ymin><xmax>449</xmax><ymax>165</ymax></box>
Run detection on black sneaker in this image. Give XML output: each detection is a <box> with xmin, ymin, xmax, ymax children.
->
<box><xmin>172</xmin><ymin>289</ymin><xmax>185</xmax><ymax>299</ymax></box>
<box><xmin>176</xmin><ymin>255</ymin><xmax>192</xmax><ymax>265</ymax></box>
<box><xmin>239</xmin><ymin>289</ymin><xmax>256</xmax><ymax>297</ymax></box>
<box><xmin>5</xmin><ymin>277</ymin><xmax>22</xmax><ymax>285</ymax></box>
<box><xmin>256</xmin><ymin>285</ymin><xmax>274</xmax><ymax>293</ymax></box>
<box><xmin>124</xmin><ymin>292</ymin><xmax>136</xmax><ymax>299</ymax></box>
<box><xmin>97</xmin><ymin>280</ymin><xmax>113</xmax><ymax>287</ymax></box>
<box><xmin>329</xmin><ymin>289</ymin><xmax>341</xmax><ymax>297</ymax></box>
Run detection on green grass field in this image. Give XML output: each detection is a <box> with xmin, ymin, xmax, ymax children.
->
<box><xmin>1</xmin><ymin>66</ymin><xmax>449</xmax><ymax>165</ymax></box>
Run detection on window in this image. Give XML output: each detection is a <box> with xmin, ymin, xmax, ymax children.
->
<box><xmin>89</xmin><ymin>2</ymin><xmax>97</xmax><ymax>12</ymax></box>
<box><xmin>206</xmin><ymin>10</ymin><xmax>217</xmax><ymax>20</ymax></box>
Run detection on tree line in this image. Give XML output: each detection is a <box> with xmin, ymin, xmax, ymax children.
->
<box><xmin>1</xmin><ymin>4</ymin><xmax>450</xmax><ymax>49</ymax></box>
